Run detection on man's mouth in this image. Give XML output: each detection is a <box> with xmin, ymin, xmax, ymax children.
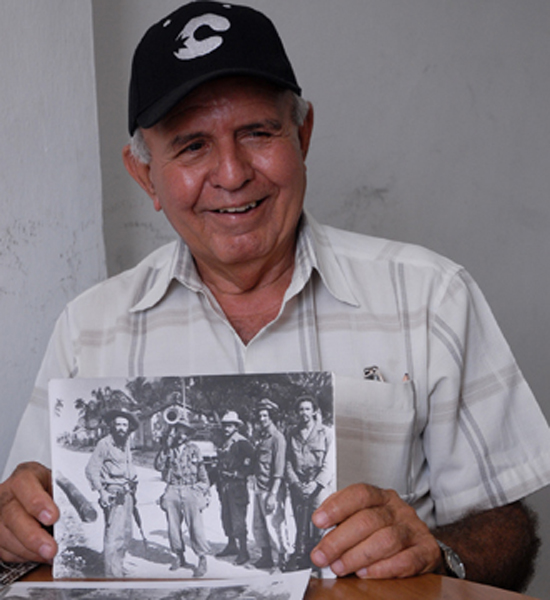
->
<box><xmin>214</xmin><ymin>200</ymin><xmax>262</xmax><ymax>214</ymax></box>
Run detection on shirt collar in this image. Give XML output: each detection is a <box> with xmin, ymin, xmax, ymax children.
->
<box><xmin>130</xmin><ymin>238</ymin><xmax>203</xmax><ymax>313</ymax></box>
<box><xmin>289</xmin><ymin>210</ymin><xmax>359</xmax><ymax>307</ymax></box>
<box><xmin>131</xmin><ymin>210</ymin><xmax>359</xmax><ymax>313</ymax></box>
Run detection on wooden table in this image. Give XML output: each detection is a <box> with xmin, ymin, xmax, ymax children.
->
<box><xmin>304</xmin><ymin>574</ymin><xmax>540</xmax><ymax>600</ymax></box>
<box><xmin>22</xmin><ymin>565</ymin><xmax>539</xmax><ymax>600</ymax></box>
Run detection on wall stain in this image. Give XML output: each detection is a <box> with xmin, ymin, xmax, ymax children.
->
<box><xmin>326</xmin><ymin>184</ymin><xmax>391</xmax><ymax>233</ymax></box>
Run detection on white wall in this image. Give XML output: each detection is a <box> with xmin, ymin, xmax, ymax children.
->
<box><xmin>0</xmin><ymin>0</ymin><xmax>105</xmax><ymax>466</ymax></box>
<box><xmin>91</xmin><ymin>1</ymin><xmax>550</xmax><ymax>595</ymax></box>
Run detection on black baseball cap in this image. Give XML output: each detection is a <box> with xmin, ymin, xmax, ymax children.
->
<box><xmin>128</xmin><ymin>1</ymin><xmax>301</xmax><ymax>135</ymax></box>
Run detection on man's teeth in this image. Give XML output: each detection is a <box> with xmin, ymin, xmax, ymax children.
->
<box><xmin>216</xmin><ymin>201</ymin><xmax>259</xmax><ymax>214</ymax></box>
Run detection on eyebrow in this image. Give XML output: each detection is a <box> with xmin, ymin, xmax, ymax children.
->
<box><xmin>239</xmin><ymin>118</ymin><xmax>283</xmax><ymax>132</ymax></box>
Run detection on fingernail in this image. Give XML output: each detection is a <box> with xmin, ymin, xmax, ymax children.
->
<box><xmin>357</xmin><ymin>567</ymin><xmax>368</xmax><ymax>578</ymax></box>
<box><xmin>313</xmin><ymin>510</ymin><xmax>329</xmax><ymax>528</ymax></box>
<box><xmin>311</xmin><ymin>549</ymin><xmax>328</xmax><ymax>567</ymax></box>
<box><xmin>331</xmin><ymin>559</ymin><xmax>345</xmax><ymax>575</ymax></box>
<box><xmin>39</xmin><ymin>510</ymin><xmax>53</xmax><ymax>525</ymax></box>
<box><xmin>39</xmin><ymin>543</ymin><xmax>55</xmax><ymax>560</ymax></box>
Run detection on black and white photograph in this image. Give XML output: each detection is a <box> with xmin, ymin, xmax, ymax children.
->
<box><xmin>0</xmin><ymin>569</ymin><xmax>310</xmax><ymax>600</ymax></box>
<box><xmin>49</xmin><ymin>372</ymin><xmax>335</xmax><ymax>579</ymax></box>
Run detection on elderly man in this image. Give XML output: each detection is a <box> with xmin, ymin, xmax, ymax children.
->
<box><xmin>155</xmin><ymin>419</ymin><xmax>210</xmax><ymax>577</ymax></box>
<box><xmin>1</xmin><ymin>1</ymin><xmax>550</xmax><ymax>591</ymax></box>
<box><xmin>285</xmin><ymin>396</ymin><xmax>334</xmax><ymax>571</ymax></box>
<box><xmin>85</xmin><ymin>409</ymin><xmax>139</xmax><ymax>577</ymax></box>
<box><xmin>215</xmin><ymin>410</ymin><xmax>254</xmax><ymax>566</ymax></box>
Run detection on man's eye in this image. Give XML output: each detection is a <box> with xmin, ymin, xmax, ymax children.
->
<box><xmin>183</xmin><ymin>141</ymin><xmax>205</xmax><ymax>153</ymax></box>
<box><xmin>242</xmin><ymin>129</ymin><xmax>272</xmax><ymax>141</ymax></box>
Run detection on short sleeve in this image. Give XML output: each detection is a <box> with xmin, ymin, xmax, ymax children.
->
<box><xmin>424</xmin><ymin>269</ymin><xmax>550</xmax><ymax>525</ymax></box>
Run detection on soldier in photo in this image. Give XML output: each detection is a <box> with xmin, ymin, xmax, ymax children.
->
<box><xmin>215</xmin><ymin>410</ymin><xmax>254</xmax><ymax>565</ymax></box>
<box><xmin>285</xmin><ymin>396</ymin><xmax>334</xmax><ymax>571</ymax></box>
<box><xmin>155</xmin><ymin>417</ymin><xmax>210</xmax><ymax>577</ymax></box>
<box><xmin>84</xmin><ymin>409</ymin><xmax>139</xmax><ymax>577</ymax></box>
<box><xmin>252</xmin><ymin>399</ymin><xmax>289</xmax><ymax>571</ymax></box>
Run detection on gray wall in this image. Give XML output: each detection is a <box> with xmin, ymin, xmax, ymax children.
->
<box><xmin>0</xmin><ymin>0</ymin><xmax>105</xmax><ymax>473</ymax></box>
<box><xmin>0</xmin><ymin>0</ymin><xmax>548</xmax><ymax>595</ymax></box>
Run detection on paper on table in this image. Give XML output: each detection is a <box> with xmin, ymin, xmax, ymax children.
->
<box><xmin>0</xmin><ymin>568</ymin><xmax>311</xmax><ymax>599</ymax></box>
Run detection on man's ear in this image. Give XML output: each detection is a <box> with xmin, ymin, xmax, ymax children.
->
<box><xmin>298</xmin><ymin>102</ymin><xmax>314</xmax><ymax>160</ymax></box>
<box><xmin>122</xmin><ymin>144</ymin><xmax>162</xmax><ymax>212</ymax></box>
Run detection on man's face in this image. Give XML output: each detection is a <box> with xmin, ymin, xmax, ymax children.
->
<box><xmin>112</xmin><ymin>417</ymin><xmax>130</xmax><ymax>442</ymax></box>
<box><xmin>298</xmin><ymin>400</ymin><xmax>315</xmax><ymax>425</ymax></box>
<box><xmin>174</xmin><ymin>425</ymin><xmax>189</xmax><ymax>445</ymax></box>
<box><xmin>125</xmin><ymin>77</ymin><xmax>313</xmax><ymax>275</ymax></box>
<box><xmin>258</xmin><ymin>409</ymin><xmax>272</xmax><ymax>430</ymax></box>
<box><xmin>223</xmin><ymin>422</ymin><xmax>238</xmax><ymax>438</ymax></box>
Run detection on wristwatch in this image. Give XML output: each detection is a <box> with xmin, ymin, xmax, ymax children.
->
<box><xmin>436</xmin><ymin>540</ymin><xmax>466</xmax><ymax>579</ymax></box>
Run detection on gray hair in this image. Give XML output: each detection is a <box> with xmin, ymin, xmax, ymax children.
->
<box><xmin>130</xmin><ymin>127</ymin><xmax>152</xmax><ymax>164</ymax></box>
<box><xmin>129</xmin><ymin>91</ymin><xmax>310</xmax><ymax>165</ymax></box>
<box><xmin>290</xmin><ymin>92</ymin><xmax>310</xmax><ymax>128</ymax></box>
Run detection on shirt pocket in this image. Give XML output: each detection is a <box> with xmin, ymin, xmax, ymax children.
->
<box><xmin>335</xmin><ymin>375</ymin><xmax>417</xmax><ymax>496</ymax></box>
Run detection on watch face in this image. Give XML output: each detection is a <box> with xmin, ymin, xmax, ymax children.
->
<box><xmin>447</xmin><ymin>549</ymin><xmax>466</xmax><ymax>579</ymax></box>
<box><xmin>437</xmin><ymin>540</ymin><xmax>466</xmax><ymax>579</ymax></box>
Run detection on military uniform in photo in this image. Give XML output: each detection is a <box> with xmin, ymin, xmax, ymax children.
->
<box><xmin>85</xmin><ymin>409</ymin><xmax>139</xmax><ymax>577</ymax></box>
<box><xmin>285</xmin><ymin>397</ymin><xmax>334</xmax><ymax>569</ymax></box>
<box><xmin>252</xmin><ymin>399</ymin><xmax>290</xmax><ymax>570</ymax></box>
<box><xmin>215</xmin><ymin>411</ymin><xmax>254</xmax><ymax>565</ymax></box>
<box><xmin>156</xmin><ymin>420</ymin><xmax>210</xmax><ymax>577</ymax></box>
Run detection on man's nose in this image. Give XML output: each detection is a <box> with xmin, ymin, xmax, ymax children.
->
<box><xmin>209</xmin><ymin>141</ymin><xmax>253</xmax><ymax>191</ymax></box>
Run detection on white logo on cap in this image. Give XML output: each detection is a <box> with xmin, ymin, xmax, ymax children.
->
<box><xmin>173</xmin><ymin>14</ymin><xmax>231</xmax><ymax>60</ymax></box>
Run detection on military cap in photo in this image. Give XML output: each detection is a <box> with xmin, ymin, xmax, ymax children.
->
<box><xmin>221</xmin><ymin>410</ymin><xmax>243</xmax><ymax>426</ymax></box>
<box><xmin>255</xmin><ymin>398</ymin><xmax>279</xmax><ymax>413</ymax></box>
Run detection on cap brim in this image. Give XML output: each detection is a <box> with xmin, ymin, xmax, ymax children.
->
<box><xmin>135</xmin><ymin>69</ymin><xmax>301</xmax><ymax>131</ymax></box>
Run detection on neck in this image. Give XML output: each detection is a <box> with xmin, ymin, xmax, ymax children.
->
<box><xmin>196</xmin><ymin>245</ymin><xmax>296</xmax><ymax>345</ymax></box>
<box><xmin>300</xmin><ymin>420</ymin><xmax>315</xmax><ymax>435</ymax></box>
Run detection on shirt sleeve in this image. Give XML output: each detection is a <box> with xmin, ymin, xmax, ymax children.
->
<box><xmin>424</xmin><ymin>268</ymin><xmax>550</xmax><ymax>525</ymax></box>
<box><xmin>272</xmin><ymin>431</ymin><xmax>287</xmax><ymax>481</ymax></box>
<box><xmin>315</xmin><ymin>426</ymin><xmax>335</xmax><ymax>490</ymax></box>
<box><xmin>84</xmin><ymin>439</ymin><xmax>107</xmax><ymax>492</ymax></box>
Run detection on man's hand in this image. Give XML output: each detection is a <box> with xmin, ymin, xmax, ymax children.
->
<box><xmin>265</xmin><ymin>492</ymin><xmax>276</xmax><ymax>514</ymax></box>
<box><xmin>0</xmin><ymin>462</ymin><xmax>59</xmax><ymax>563</ymax></box>
<box><xmin>98</xmin><ymin>489</ymin><xmax>112</xmax><ymax>509</ymax></box>
<box><xmin>310</xmin><ymin>483</ymin><xmax>441</xmax><ymax>578</ymax></box>
<box><xmin>301</xmin><ymin>481</ymin><xmax>321</xmax><ymax>498</ymax></box>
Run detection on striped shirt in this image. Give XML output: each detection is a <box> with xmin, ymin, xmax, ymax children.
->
<box><xmin>6</xmin><ymin>211</ymin><xmax>550</xmax><ymax>527</ymax></box>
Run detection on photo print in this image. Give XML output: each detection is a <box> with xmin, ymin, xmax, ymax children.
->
<box><xmin>49</xmin><ymin>372</ymin><xmax>335</xmax><ymax>579</ymax></box>
<box><xmin>0</xmin><ymin>569</ymin><xmax>310</xmax><ymax>600</ymax></box>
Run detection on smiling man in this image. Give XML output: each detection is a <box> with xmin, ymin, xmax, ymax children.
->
<box><xmin>123</xmin><ymin>76</ymin><xmax>312</xmax><ymax>344</ymax></box>
<box><xmin>1</xmin><ymin>1</ymin><xmax>550</xmax><ymax>591</ymax></box>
